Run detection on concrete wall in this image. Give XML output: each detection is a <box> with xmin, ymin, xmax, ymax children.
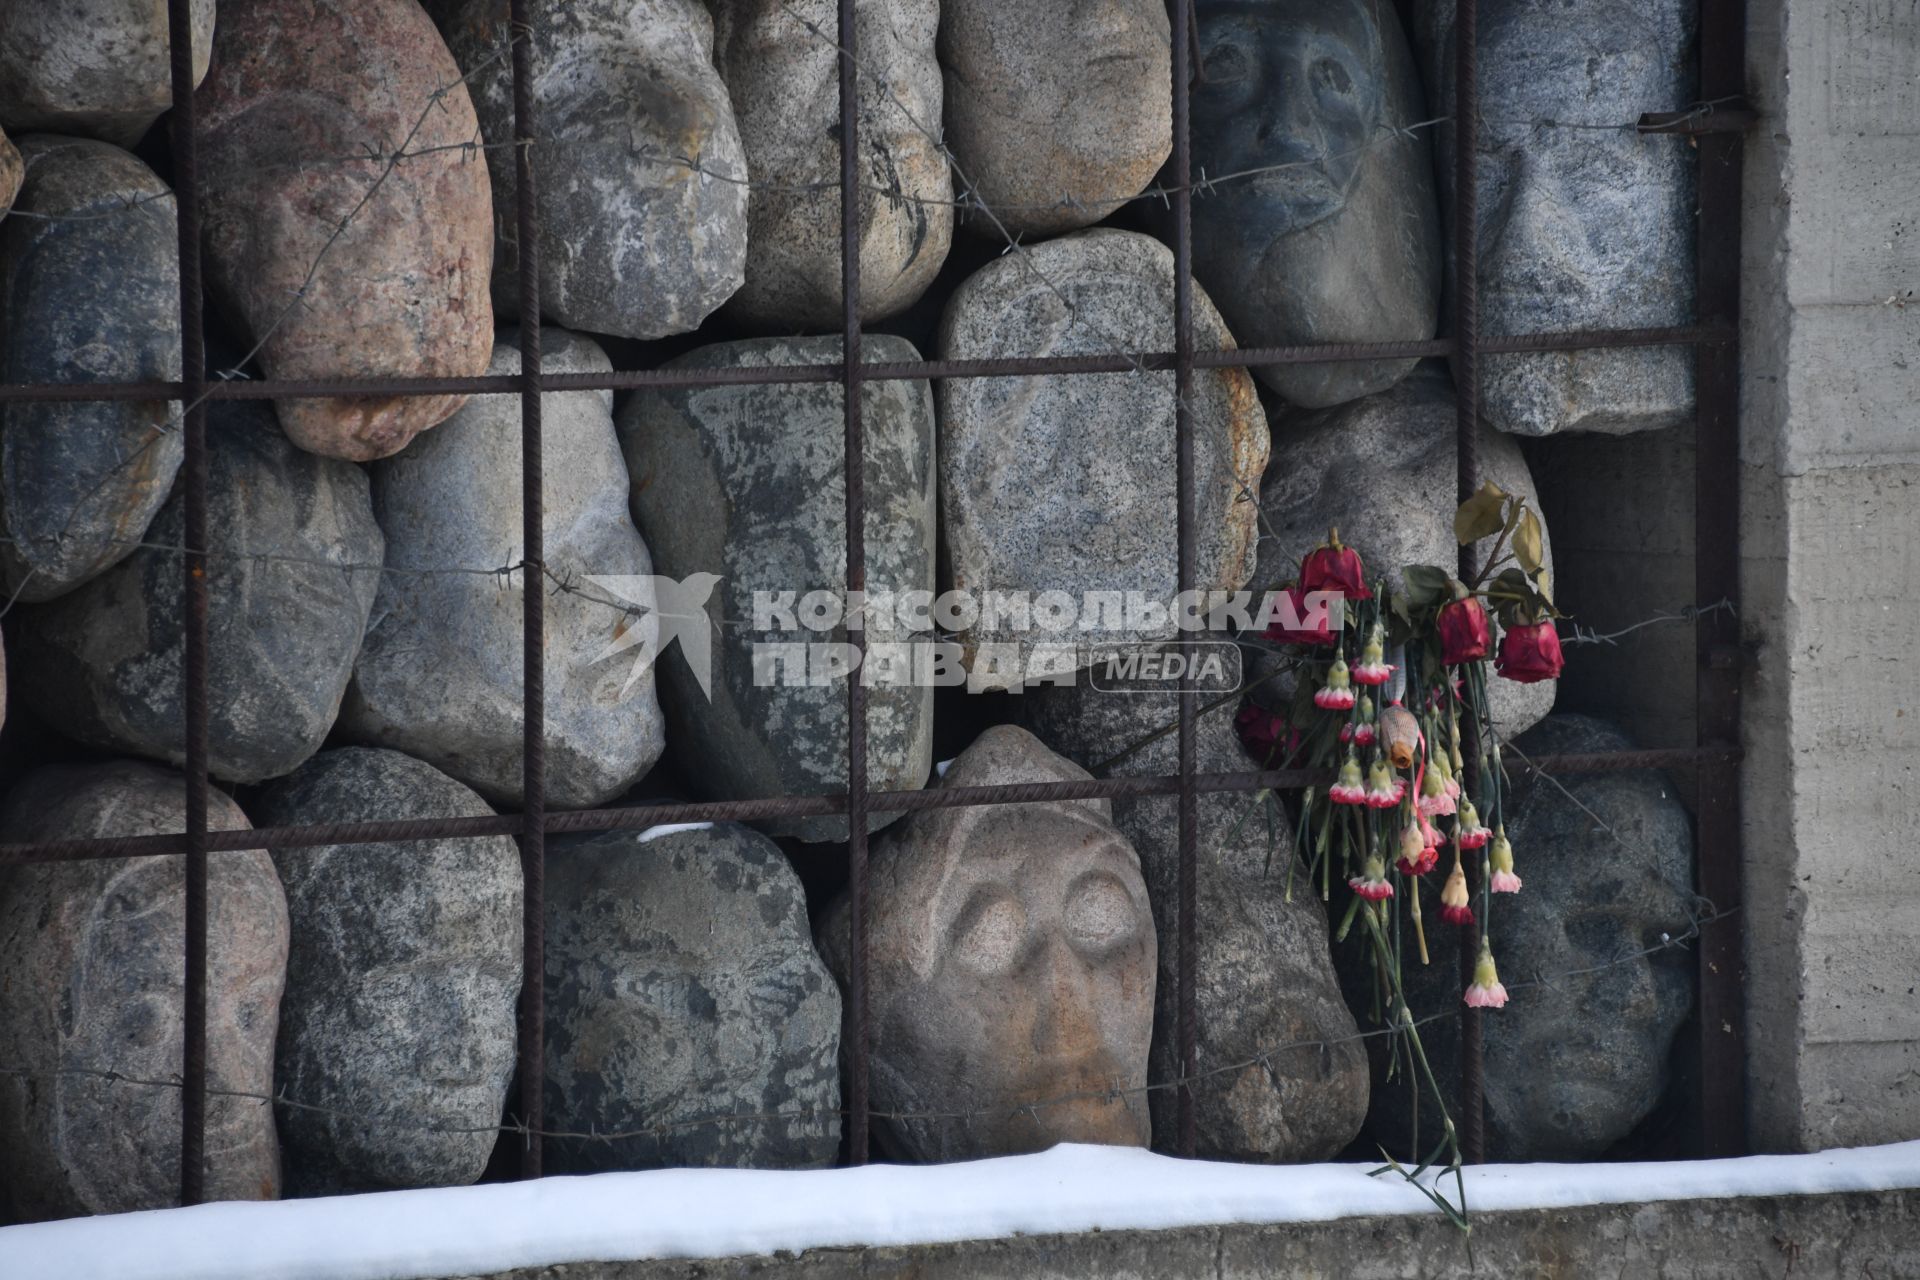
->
<box><xmin>438</xmin><ymin>1189</ymin><xmax>1920</xmax><ymax>1279</ymax></box>
<box><xmin>1741</xmin><ymin>0</ymin><xmax>1920</xmax><ymax>1150</ymax></box>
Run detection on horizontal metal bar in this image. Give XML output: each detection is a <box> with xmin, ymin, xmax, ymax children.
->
<box><xmin>0</xmin><ymin>325</ymin><xmax>1736</xmax><ymax>407</ymax></box>
<box><xmin>0</xmin><ymin>743</ymin><xmax>1737</xmax><ymax>867</ymax></box>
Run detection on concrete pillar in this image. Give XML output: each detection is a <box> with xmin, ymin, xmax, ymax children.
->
<box><xmin>1741</xmin><ymin>0</ymin><xmax>1920</xmax><ymax>1151</ymax></box>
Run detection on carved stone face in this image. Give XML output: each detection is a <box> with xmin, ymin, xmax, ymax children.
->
<box><xmin>541</xmin><ymin>824</ymin><xmax>842</xmax><ymax>1174</ymax></box>
<box><xmin>825</xmin><ymin>726</ymin><xmax>1156</xmax><ymax>1161</ymax></box>
<box><xmin>1185</xmin><ymin>0</ymin><xmax>1441</xmax><ymax>408</ymax></box>
<box><xmin>1419</xmin><ymin>0</ymin><xmax>1695</xmax><ymax>434</ymax></box>
<box><xmin>939</xmin><ymin>0</ymin><xmax>1171</xmax><ymax>236</ymax></box>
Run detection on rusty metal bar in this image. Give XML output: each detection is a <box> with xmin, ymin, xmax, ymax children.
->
<box><xmin>508</xmin><ymin>0</ymin><xmax>547</xmax><ymax>1181</ymax></box>
<box><xmin>0</xmin><ymin>747</ymin><xmax>1740</xmax><ymax>869</ymax></box>
<box><xmin>0</xmin><ymin>324</ymin><xmax>1741</xmax><ymax>406</ymax></box>
<box><xmin>1451</xmin><ymin>0</ymin><xmax>1488</xmax><ymax>1168</ymax></box>
<box><xmin>165</xmin><ymin>0</ymin><xmax>212</xmax><ymax>1210</ymax></box>
<box><xmin>1170</xmin><ymin>0</ymin><xmax>1200</xmax><ymax>1160</ymax></box>
<box><xmin>837</xmin><ymin>0</ymin><xmax>872</xmax><ymax>1168</ymax></box>
<box><xmin>1693</xmin><ymin>0</ymin><xmax>1748</xmax><ymax>1159</ymax></box>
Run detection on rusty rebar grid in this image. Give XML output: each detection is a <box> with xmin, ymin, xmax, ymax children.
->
<box><xmin>164</xmin><ymin>0</ymin><xmax>212</xmax><ymax>1211</ymax></box>
<box><xmin>1693</xmin><ymin>0</ymin><xmax>1749</xmax><ymax>1160</ymax></box>
<box><xmin>0</xmin><ymin>324</ymin><xmax>1737</xmax><ymax>407</ymax></box>
<box><xmin>1451</xmin><ymin>0</ymin><xmax>1488</xmax><ymax>1168</ymax></box>
<box><xmin>0</xmin><ymin>0</ymin><xmax>1746</xmax><ymax>1199</ymax></box>
<box><xmin>1170</xmin><ymin>0</ymin><xmax>1202</xmax><ymax>1162</ymax></box>
<box><xmin>508</xmin><ymin>0</ymin><xmax>548</xmax><ymax>1182</ymax></box>
<box><xmin>0</xmin><ymin>747</ymin><xmax>1739</xmax><ymax>868</ymax></box>
<box><xmin>837</xmin><ymin>0</ymin><xmax>872</xmax><ymax>1169</ymax></box>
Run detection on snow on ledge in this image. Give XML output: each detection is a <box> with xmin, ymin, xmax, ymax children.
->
<box><xmin>5</xmin><ymin>1141</ymin><xmax>1920</xmax><ymax>1280</ymax></box>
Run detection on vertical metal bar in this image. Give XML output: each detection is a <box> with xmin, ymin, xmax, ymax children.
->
<box><xmin>165</xmin><ymin>0</ymin><xmax>211</xmax><ymax>1210</ymax></box>
<box><xmin>1450</xmin><ymin>0</ymin><xmax>1487</xmax><ymax>1167</ymax></box>
<box><xmin>1692</xmin><ymin>0</ymin><xmax>1747</xmax><ymax>1159</ymax></box>
<box><xmin>508</xmin><ymin>0</ymin><xmax>547</xmax><ymax>1181</ymax></box>
<box><xmin>837</xmin><ymin>0</ymin><xmax>871</xmax><ymax>1167</ymax></box>
<box><xmin>1170</xmin><ymin>0</ymin><xmax>1200</xmax><ymax>1160</ymax></box>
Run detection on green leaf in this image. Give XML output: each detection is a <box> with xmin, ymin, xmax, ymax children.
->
<box><xmin>1513</xmin><ymin>509</ymin><xmax>1545</xmax><ymax>573</ymax></box>
<box><xmin>1401</xmin><ymin>564</ymin><xmax>1452</xmax><ymax>607</ymax></box>
<box><xmin>1453</xmin><ymin>481</ymin><xmax>1508</xmax><ymax>545</ymax></box>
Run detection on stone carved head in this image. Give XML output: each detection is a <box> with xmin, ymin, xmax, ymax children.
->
<box><xmin>253</xmin><ymin>748</ymin><xmax>522</xmax><ymax>1195</ymax></box>
<box><xmin>1418</xmin><ymin>0</ymin><xmax>1696</xmax><ymax>434</ymax></box>
<box><xmin>822</xmin><ymin>726</ymin><xmax>1156</xmax><ymax>1161</ymax></box>
<box><xmin>1181</xmin><ymin>0</ymin><xmax>1441</xmax><ymax>408</ymax></box>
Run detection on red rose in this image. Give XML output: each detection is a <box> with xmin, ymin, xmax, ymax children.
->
<box><xmin>1300</xmin><ymin>541</ymin><xmax>1371</xmax><ymax>602</ymax></box>
<box><xmin>1262</xmin><ymin>585</ymin><xmax>1338</xmax><ymax>646</ymax></box>
<box><xmin>1496</xmin><ymin>620</ymin><xmax>1564</xmax><ymax>684</ymax></box>
<box><xmin>1437</xmin><ymin>597</ymin><xmax>1491</xmax><ymax>664</ymax></box>
<box><xmin>1234</xmin><ymin>703</ymin><xmax>1299</xmax><ymax>763</ymax></box>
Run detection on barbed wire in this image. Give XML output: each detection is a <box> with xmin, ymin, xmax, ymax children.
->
<box><xmin>1562</xmin><ymin>597</ymin><xmax>1735</xmax><ymax>646</ymax></box>
<box><xmin>0</xmin><ymin>898</ymin><xmax>1731</xmax><ymax>1153</ymax></box>
<box><xmin>0</xmin><ymin>100</ymin><xmax>1740</xmax><ymax>230</ymax></box>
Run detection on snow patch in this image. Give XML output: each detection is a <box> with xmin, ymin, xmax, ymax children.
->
<box><xmin>5</xmin><ymin>1141</ymin><xmax>1919</xmax><ymax>1280</ymax></box>
<box><xmin>634</xmin><ymin>822</ymin><xmax>715</xmax><ymax>843</ymax></box>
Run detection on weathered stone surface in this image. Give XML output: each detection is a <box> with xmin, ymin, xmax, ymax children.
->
<box><xmin>820</xmin><ymin>725</ymin><xmax>1156</xmax><ymax>1162</ymax></box>
<box><xmin>620</xmin><ymin>335</ymin><xmax>935</xmax><ymax>843</ymax></box>
<box><xmin>0</xmin><ymin>761</ymin><xmax>285</xmax><ymax>1222</ymax></box>
<box><xmin>12</xmin><ymin>401</ymin><xmax>383</xmax><ymax>784</ymax></box>
<box><xmin>1179</xmin><ymin>0</ymin><xmax>1440</xmax><ymax>407</ymax></box>
<box><xmin>543</xmin><ymin>823</ymin><xmax>839</xmax><ymax>1174</ymax></box>
<box><xmin>711</xmin><ymin>0</ymin><xmax>950</xmax><ymax>330</ymax></box>
<box><xmin>1417</xmin><ymin>0</ymin><xmax>1695</xmax><ymax>435</ymax></box>
<box><xmin>1341</xmin><ymin>715</ymin><xmax>1696</xmax><ymax>1162</ymax></box>
<box><xmin>1253</xmin><ymin>364</ymin><xmax>1555</xmax><ymax>736</ymax></box>
<box><xmin>437</xmin><ymin>0</ymin><xmax>745</xmax><ymax>341</ymax></box>
<box><xmin>1</xmin><ymin>136</ymin><xmax>183</xmax><ymax>602</ymax></box>
<box><xmin>1023</xmin><ymin>682</ymin><xmax>1368</xmax><ymax>1163</ymax></box>
<box><xmin>197</xmin><ymin>0</ymin><xmax>494</xmax><ymax>461</ymax></box>
<box><xmin>0</xmin><ymin>0</ymin><xmax>213</xmax><ymax>148</ymax></box>
<box><xmin>342</xmin><ymin>329</ymin><xmax>664</xmax><ymax>810</ymax></box>
<box><xmin>939</xmin><ymin>0</ymin><xmax>1170</xmax><ymax>238</ymax></box>
<box><xmin>938</xmin><ymin>230</ymin><xmax>1269</xmax><ymax>688</ymax></box>
<box><xmin>0</xmin><ymin>127</ymin><xmax>21</xmax><ymax>212</ymax></box>
<box><xmin>249</xmin><ymin>748</ymin><xmax>521</xmax><ymax>1197</ymax></box>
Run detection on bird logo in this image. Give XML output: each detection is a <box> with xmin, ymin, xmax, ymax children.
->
<box><xmin>585</xmin><ymin>572</ymin><xmax>722</xmax><ymax>700</ymax></box>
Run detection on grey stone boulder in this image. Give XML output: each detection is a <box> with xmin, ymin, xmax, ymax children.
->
<box><xmin>437</xmin><ymin>0</ymin><xmax>746</xmax><ymax>340</ymax></box>
<box><xmin>11</xmin><ymin>400</ymin><xmax>383</xmax><ymax>784</ymax></box>
<box><xmin>620</xmin><ymin>335</ymin><xmax>935</xmax><ymax>843</ymax></box>
<box><xmin>1417</xmin><ymin>0</ymin><xmax>1696</xmax><ymax>435</ymax></box>
<box><xmin>249</xmin><ymin>747</ymin><xmax>522</xmax><ymax>1196</ymax></box>
<box><xmin>0</xmin><ymin>0</ymin><xmax>214</xmax><ymax>147</ymax></box>
<box><xmin>0</xmin><ymin>761</ymin><xmax>286</xmax><ymax>1222</ymax></box>
<box><xmin>711</xmin><ymin>0</ymin><xmax>951</xmax><ymax>330</ymax></box>
<box><xmin>939</xmin><ymin>0</ymin><xmax>1171</xmax><ymax>238</ymax></box>
<box><xmin>1341</xmin><ymin>715</ymin><xmax>1697</xmax><ymax>1162</ymax></box>
<box><xmin>819</xmin><ymin>725</ymin><xmax>1157</xmax><ymax>1162</ymax></box>
<box><xmin>1176</xmin><ymin>0</ymin><xmax>1441</xmax><ymax>408</ymax></box>
<box><xmin>0</xmin><ymin>126</ymin><xmax>21</xmax><ymax>212</ymax></box>
<box><xmin>1253</xmin><ymin>364</ymin><xmax>1556</xmax><ymax>736</ymax></box>
<box><xmin>342</xmin><ymin>328</ymin><xmax>665</xmax><ymax>811</ymax></box>
<box><xmin>938</xmin><ymin>229</ymin><xmax>1269</xmax><ymax>689</ymax></box>
<box><xmin>1023</xmin><ymin>681</ymin><xmax>1369</xmax><ymax>1163</ymax></box>
<box><xmin>1</xmin><ymin>136</ymin><xmax>183</xmax><ymax>602</ymax></box>
<box><xmin>543</xmin><ymin>822</ymin><xmax>840</xmax><ymax>1173</ymax></box>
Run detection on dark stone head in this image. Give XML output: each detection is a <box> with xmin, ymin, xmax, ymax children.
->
<box><xmin>1180</xmin><ymin>0</ymin><xmax>1441</xmax><ymax>408</ymax></box>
